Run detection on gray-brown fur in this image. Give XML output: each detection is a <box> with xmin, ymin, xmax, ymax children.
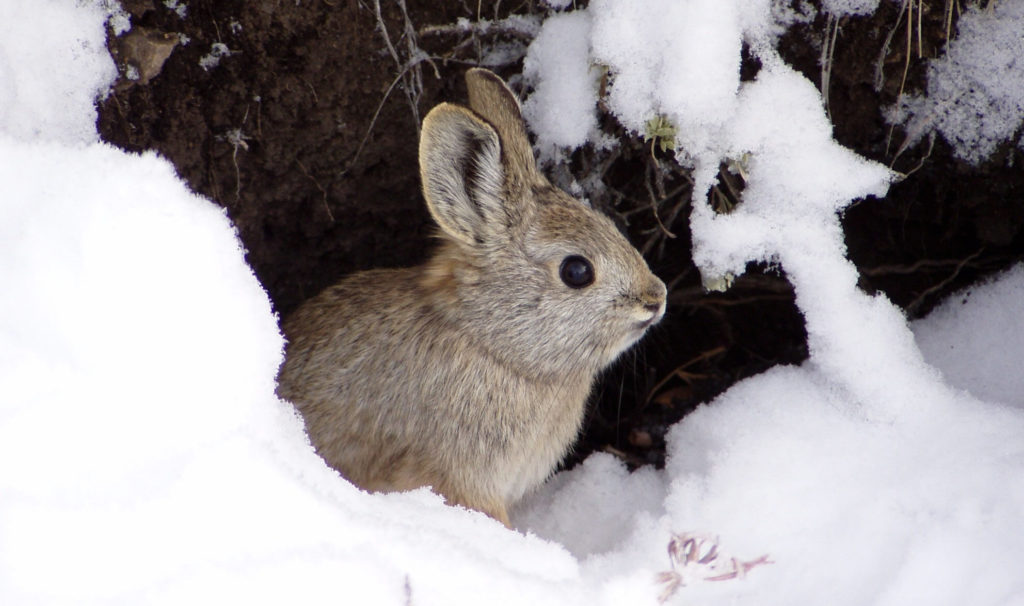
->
<box><xmin>276</xmin><ymin>68</ymin><xmax>666</xmax><ymax>526</ymax></box>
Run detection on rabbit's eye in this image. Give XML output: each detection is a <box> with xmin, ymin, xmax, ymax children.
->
<box><xmin>559</xmin><ymin>255</ymin><xmax>594</xmax><ymax>289</ymax></box>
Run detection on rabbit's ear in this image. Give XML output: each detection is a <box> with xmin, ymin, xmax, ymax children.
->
<box><xmin>419</xmin><ymin>103</ymin><xmax>506</xmax><ymax>246</ymax></box>
<box><xmin>465</xmin><ymin>68</ymin><xmax>538</xmax><ymax>183</ymax></box>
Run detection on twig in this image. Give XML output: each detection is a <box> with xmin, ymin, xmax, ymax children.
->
<box><xmin>643</xmin><ymin>159</ymin><xmax>676</xmax><ymax>243</ymax></box>
<box><xmin>373</xmin><ymin>0</ymin><xmax>403</xmax><ymax>69</ymax></box>
<box><xmin>419</xmin><ymin>16</ymin><xmax>540</xmax><ymax>40</ymax></box>
<box><xmin>862</xmin><ymin>250</ymin><xmax>984</xmax><ymax>277</ymax></box>
<box><xmin>302</xmin><ymin>77</ymin><xmax>319</xmax><ymax>104</ymax></box>
<box><xmin>892</xmin><ymin>132</ymin><xmax>934</xmax><ymax>176</ymax></box>
<box><xmin>296</xmin><ymin>158</ymin><xmax>335</xmax><ymax>222</ymax></box>
<box><xmin>905</xmin><ymin>248</ymin><xmax>985</xmax><ymax>315</ymax></box>
<box><xmin>885</xmin><ymin>0</ymin><xmax>916</xmax><ymax>156</ymax></box>
<box><xmin>645</xmin><ymin>346</ymin><xmax>727</xmax><ymax>406</ymax></box>
<box><xmin>397</xmin><ymin>0</ymin><xmax>440</xmax><ymax>110</ymax></box>
<box><xmin>717</xmin><ymin>165</ymin><xmax>745</xmax><ymax>206</ymax></box>
<box><xmin>821</xmin><ymin>14</ymin><xmax>840</xmax><ymax>119</ymax></box>
<box><xmin>371</xmin><ymin>0</ymin><xmax>429</xmax><ymax>133</ymax></box>
<box><xmin>341</xmin><ymin>57</ymin><xmax>428</xmax><ymax>177</ymax></box>
<box><xmin>916</xmin><ymin>0</ymin><xmax>923</xmax><ymax>59</ymax></box>
<box><xmin>944</xmin><ymin>0</ymin><xmax>960</xmax><ymax>42</ymax></box>
<box><xmin>874</xmin><ymin>0</ymin><xmax>908</xmax><ymax>93</ymax></box>
<box><xmin>221</xmin><ymin>106</ymin><xmax>251</xmax><ymax>202</ymax></box>
<box><xmin>890</xmin><ymin>87</ymin><xmax>965</xmax><ymax>164</ymax></box>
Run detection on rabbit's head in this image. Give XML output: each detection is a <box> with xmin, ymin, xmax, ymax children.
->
<box><xmin>419</xmin><ymin>69</ymin><xmax>666</xmax><ymax>380</ymax></box>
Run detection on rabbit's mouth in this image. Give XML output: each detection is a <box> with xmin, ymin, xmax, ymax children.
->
<box><xmin>634</xmin><ymin>315</ymin><xmax>660</xmax><ymax>332</ymax></box>
<box><xmin>635</xmin><ymin>304</ymin><xmax>665</xmax><ymax>330</ymax></box>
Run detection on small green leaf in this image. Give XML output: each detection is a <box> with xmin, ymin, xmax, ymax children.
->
<box><xmin>644</xmin><ymin>114</ymin><xmax>677</xmax><ymax>153</ymax></box>
<box><xmin>701</xmin><ymin>271</ymin><xmax>735</xmax><ymax>293</ymax></box>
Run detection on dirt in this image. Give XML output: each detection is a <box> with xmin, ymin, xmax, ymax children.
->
<box><xmin>100</xmin><ymin>0</ymin><xmax>470</xmax><ymax>315</ymax></box>
<box><xmin>97</xmin><ymin>1</ymin><xmax>1024</xmax><ymax>470</ymax></box>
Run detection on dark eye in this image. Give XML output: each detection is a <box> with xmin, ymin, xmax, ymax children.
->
<box><xmin>559</xmin><ymin>255</ymin><xmax>594</xmax><ymax>289</ymax></box>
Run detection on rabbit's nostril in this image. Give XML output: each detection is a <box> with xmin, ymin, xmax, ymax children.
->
<box><xmin>643</xmin><ymin>302</ymin><xmax>662</xmax><ymax>314</ymax></box>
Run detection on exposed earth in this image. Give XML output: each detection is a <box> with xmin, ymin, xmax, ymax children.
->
<box><xmin>98</xmin><ymin>0</ymin><xmax>1024</xmax><ymax>469</ymax></box>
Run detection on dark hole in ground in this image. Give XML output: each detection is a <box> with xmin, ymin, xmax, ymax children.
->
<box><xmin>98</xmin><ymin>1</ymin><xmax>1024</xmax><ymax>472</ymax></box>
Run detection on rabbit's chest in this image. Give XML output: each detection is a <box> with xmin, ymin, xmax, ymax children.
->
<box><xmin>488</xmin><ymin>378</ymin><xmax>591</xmax><ymax>502</ymax></box>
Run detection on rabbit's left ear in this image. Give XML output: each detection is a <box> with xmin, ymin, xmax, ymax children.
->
<box><xmin>419</xmin><ymin>103</ymin><xmax>506</xmax><ymax>247</ymax></box>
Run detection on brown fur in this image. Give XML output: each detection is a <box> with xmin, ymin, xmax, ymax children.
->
<box><xmin>276</xmin><ymin>69</ymin><xmax>666</xmax><ymax>526</ymax></box>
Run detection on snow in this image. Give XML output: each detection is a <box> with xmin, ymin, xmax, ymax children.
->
<box><xmin>541</xmin><ymin>0</ymin><xmax>574</xmax><ymax>10</ymax></box>
<box><xmin>0</xmin><ymin>132</ymin><xmax>582</xmax><ymax>606</ymax></box>
<box><xmin>588</xmin><ymin>0</ymin><xmax>751</xmax><ymax>162</ymax></box>
<box><xmin>522</xmin><ymin>11</ymin><xmax>597</xmax><ymax>159</ymax></box>
<box><xmin>0</xmin><ymin>0</ymin><xmax>116</xmax><ymax>144</ymax></box>
<box><xmin>913</xmin><ymin>264</ymin><xmax>1024</xmax><ymax>409</ymax></box>
<box><xmin>164</xmin><ymin>0</ymin><xmax>187</xmax><ymax>19</ymax></box>
<box><xmin>821</xmin><ymin>0</ymin><xmax>879</xmax><ymax>16</ymax></box>
<box><xmin>2</xmin><ymin>2</ymin><xmax>1024</xmax><ymax>605</ymax></box>
<box><xmin>661</xmin><ymin>366</ymin><xmax>1024</xmax><ymax>605</ymax></box>
<box><xmin>892</xmin><ymin>1</ymin><xmax>1024</xmax><ymax>164</ymax></box>
<box><xmin>199</xmin><ymin>42</ymin><xmax>232</xmax><ymax>71</ymax></box>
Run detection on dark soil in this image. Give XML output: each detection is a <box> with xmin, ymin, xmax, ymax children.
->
<box><xmin>98</xmin><ymin>1</ymin><xmax>1024</xmax><ymax>471</ymax></box>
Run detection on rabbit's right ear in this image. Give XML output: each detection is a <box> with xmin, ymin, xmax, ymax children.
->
<box><xmin>419</xmin><ymin>103</ymin><xmax>507</xmax><ymax>246</ymax></box>
<box><xmin>464</xmin><ymin>68</ymin><xmax>538</xmax><ymax>184</ymax></box>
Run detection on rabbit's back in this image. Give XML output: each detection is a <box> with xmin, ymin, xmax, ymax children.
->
<box><xmin>277</xmin><ymin>266</ymin><xmax>592</xmax><ymax>515</ymax></box>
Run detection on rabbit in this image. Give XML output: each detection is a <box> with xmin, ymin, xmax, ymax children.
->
<box><xmin>275</xmin><ymin>68</ymin><xmax>666</xmax><ymax>527</ymax></box>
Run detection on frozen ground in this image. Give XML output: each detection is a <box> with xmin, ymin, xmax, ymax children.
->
<box><xmin>1</xmin><ymin>2</ymin><xmax>1022</xmax><ymax>605</ymax></box>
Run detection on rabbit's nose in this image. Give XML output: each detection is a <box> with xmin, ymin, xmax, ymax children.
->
<box><xmin>643</xmin><ymin>302</ymin><xmax>662</xmax><ymax>314</ymax></box>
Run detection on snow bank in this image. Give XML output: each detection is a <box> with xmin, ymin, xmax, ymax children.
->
<box><xmin>0</xmin><ymin>140</ymin><xmax>584</xmax><ymax>603</ymax></box>
<box><xmin>3</xmin><ymin>1</ymin><xmax>1024</xmax><ymax>605</ymax></box>
<box><xmin>0</xmin><ymin>0</ymin><xmax>116</xmax><ymax>143</ymax></box>
<box><xmin>664</xmin><ymin>364</ymin><xmax>1024</xmax><ymax>605</ymax></box>
<box><xmin>0</xmin><ymin>4</ymin><xmax>582</xmax><ymax>605</ymax></box>
<box><xmin>914</xmin><ymin>264</ymin><xmax>1024</xmax><ymax>409</ymax></box>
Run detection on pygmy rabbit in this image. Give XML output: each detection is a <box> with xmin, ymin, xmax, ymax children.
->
<box><xmin>276</xmin><ymin>68</ymin><xmax>666</xmax><ymax>527</ymax></box>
